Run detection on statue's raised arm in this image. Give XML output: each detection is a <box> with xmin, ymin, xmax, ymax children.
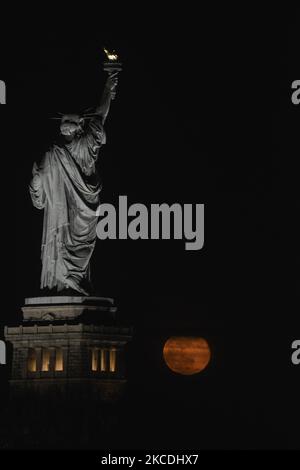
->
<box><xmin>95</xmin><ymin>73</ymin><xmax>119</xmax><ymax>124</ymax></box>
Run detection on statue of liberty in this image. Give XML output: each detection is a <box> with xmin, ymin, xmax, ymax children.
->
<box><xmin>29</xmin><ymin>71</ymin><xmax>118</xmax><ymax>296</ymax></box>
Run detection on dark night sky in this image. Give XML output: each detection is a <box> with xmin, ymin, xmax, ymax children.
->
<box><xmin>0</xmin><ymin>7</ymin><xmax>299</xmax><ymax>450</ymax></box>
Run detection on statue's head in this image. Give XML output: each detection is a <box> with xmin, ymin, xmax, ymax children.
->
<box><xmin>60</xmin><ymin>114</ymin><xmax>84</xmax><ymax>140</ymax></box>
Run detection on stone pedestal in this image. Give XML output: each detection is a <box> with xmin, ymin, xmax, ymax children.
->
<box><xmin>5</xmin><ymin>297</ymin><xmax>133</xmax><ymax>404</ymax></box>
<box><xmin>22</xmin><ymin>296</ymin><xmax>117</xmax><ymax>322</ymax></box>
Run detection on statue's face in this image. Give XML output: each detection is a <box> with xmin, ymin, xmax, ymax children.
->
<box><xmin>60</xmin><ymin>114</ymin><xmax>84</xmax><ymax>138</ymax></box>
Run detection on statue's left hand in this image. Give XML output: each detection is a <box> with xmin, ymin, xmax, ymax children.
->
<box><xmin>31</xmin><ymin>174</ymin><xmax>41</xmax><ymax>190</ymax></box>
<box><xmin>31</xmin><ymin>163</ymin><xmax>41</xmax><ymax>188</ymax></box>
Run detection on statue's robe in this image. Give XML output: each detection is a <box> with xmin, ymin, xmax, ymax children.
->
<box><xmin>29</xmin><ymin>117</ymin><xmax>106</xmax><ymax>294</ymax></box>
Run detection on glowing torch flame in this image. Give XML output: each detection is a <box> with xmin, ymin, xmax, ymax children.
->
<box><xmin>103</xmin><ymin>47</ymin><xmax>118</xmax><ymax>61</ymax></box>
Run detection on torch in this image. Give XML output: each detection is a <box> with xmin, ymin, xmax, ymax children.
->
<box><xmin>103</xmin><ymin>47</ymin><xmax>122</xmax><ymax>100</ymax></box>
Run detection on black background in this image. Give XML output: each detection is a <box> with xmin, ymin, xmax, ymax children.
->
<box><xmin>0</xmin><ymin>6</ymin><xmax>299</xmax><ymax>450</ymax></box>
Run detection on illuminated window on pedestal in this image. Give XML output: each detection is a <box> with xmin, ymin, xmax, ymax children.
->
<box><xmin>55</xmin><ymin>348</ymin><xmax>64</xmax><ymax>371</ymax></box>
<box><xmin>27</xmin><ymin>347</ymin><xmax>64</xmax><ymax>373</ymax></box>
<box><xmin>91</xmin><ymin>348</ymin><xmax>117</xmax><ymax>373</ymax></box>
<box><xmin>27</xmin><ymin>348</ymin><xmax>37</xmax><ymax>372</ymax></box>
<box><xmin>100</xmin><ymin>348</ymin><xmax>107</xmax><ymax>372</ymax></box>
<box><xmin>92</xmin><ymin>348</ymin><xmax>98</xmax><ymax>371</ymax></box>
<box><xmin>42</xmin><ymin>348</ymin><xmax>51</xmax><ymax>371</ymax></box>
<box><xmin>109</xmin><ymin>349</ymin><xmax>116</xmax><ymax>372</ymax></box>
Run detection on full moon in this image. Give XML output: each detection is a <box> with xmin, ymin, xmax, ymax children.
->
<box><xmin>163</xmin><ymin>337</ymin><xmax>211</xmax><ymax>375</ymax></box>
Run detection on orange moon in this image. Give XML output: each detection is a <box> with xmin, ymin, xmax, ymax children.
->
<box><xmin>163</xmin><ymin>337</ymin><xmax>211</xmax><ymax>375</ymax></box>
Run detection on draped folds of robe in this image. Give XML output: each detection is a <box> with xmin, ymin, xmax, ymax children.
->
<box><xmin>29</xmin><ymin>118</ymin><xmax>106</xmax><ymax>294</ymax></box>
